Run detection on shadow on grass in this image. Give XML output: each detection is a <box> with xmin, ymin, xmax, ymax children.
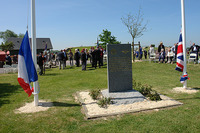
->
<box><xmin>101</xmin><ymin>66</ymin><xmax>107</xmax><ymax>68</ymax></box>
<box><xmin>193</xmin><ymin>87</ymin><xmax>200</xmax><ymax>90</ymax></box>
<box><xmin>175</xmin><ymin>97</ymin><xmax>200</xmax><ymax>101</ymax></box>
<box><xmin>52</xmin><ymin>101</ymin><xmax>80</xmax><ymax>107</ymax></box>
<box><xmin>87</xmin><ymin>68</ymin><xmax>95</xmax><ymax>71</ymax></box>
<box><xmin>42</xmin><ymin>73</ymin><xmax>61</xmax><ymax>76</ymax></box>
<box><xmin>0</xmin><ymin>83</ymin><xmax>21</xmax><ymax>107</ymax></box>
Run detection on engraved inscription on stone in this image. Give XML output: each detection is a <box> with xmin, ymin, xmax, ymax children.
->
<box><xmin>107</xmin><ymin>44</ymin><xmax>132</xmax><ymax>92</ymax></box>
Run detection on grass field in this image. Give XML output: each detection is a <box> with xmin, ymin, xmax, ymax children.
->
<box><xmin>0</xmin><ymin>61</ymin><xmax>200</xmax><ymax>133</ymax></box>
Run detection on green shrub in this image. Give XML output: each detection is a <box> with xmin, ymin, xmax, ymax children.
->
<box><xmin>89</xmin><ymin>89</ymin><xmax>101</xmax><ymax>100</ymax></box>
<box><xmin>89</xmin><ymin>89</ymin><xmax>113</xmax><ymax>108</ymax></box>
<box><xmin>132</xmin><ymin>79</ymin><xmax>162</xmax><ymax>101</ymax></box>
<box><xmin>97</xmin><ymin>97</ymin><xmax>113</xmax><ymax>108</ymax></box>
<box><xmin>148</xmin><ymin>90</ymin><xmax>162</xmax><ymax>101</ymax></box>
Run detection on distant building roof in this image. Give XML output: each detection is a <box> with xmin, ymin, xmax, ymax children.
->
<box><xmin>7</xmin><ymin>37</ymin><xmax>53</xmax><ymax>50</ymax></box>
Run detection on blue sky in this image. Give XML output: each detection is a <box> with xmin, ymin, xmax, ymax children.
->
<box><xmin>0</xmin><ymin>0</ymin><xmax>200</xmax><ymax>50</ymax></box>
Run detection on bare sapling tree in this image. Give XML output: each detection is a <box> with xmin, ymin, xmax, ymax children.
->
<box><xmin>121</xmin><ymin>8</ymin><xmax>148</xmax><ymax>62</ymax></box>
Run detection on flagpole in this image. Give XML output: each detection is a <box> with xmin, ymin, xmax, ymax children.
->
<box><xmin>31</xmin><ymin>0</ymin><xmax>39</xmax><ymax>106</ymax></box>
<box><xmin>181</xmin><ymin>0</ymin><xmax>187</xmax><ymax>88</ymax></box>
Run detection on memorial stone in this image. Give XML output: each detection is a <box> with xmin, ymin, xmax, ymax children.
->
<box><xmin>107</xmin><ymin>44</ymin><xmax>132</xmax><ymax>92</ymax></box>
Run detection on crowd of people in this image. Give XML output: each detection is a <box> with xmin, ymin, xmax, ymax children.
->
<box><xmin>4</xmin><ymin>54</ymin><xmax>18</xmax><ymax>66</ymax></box>
<box><xmin>73</xmin><ymin>46</ymin><xmax>104</xmax><ymax>70</ymax></box>
<box><xmin>36</xmin><ymin>46</ymin><xmax>105</xmax><ymax>75</ymax></box>
<box><xmin>135</xmin><ymin>42</ymin><xmax>199</xmax><ymax>64</ymax></box>
<box><xmin>3</xmin><ymin>42</ymin><xmax>199</xmax><ymax>75</ymax></box>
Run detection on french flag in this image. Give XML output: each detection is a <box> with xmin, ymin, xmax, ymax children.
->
<box><xmin>175</xmin><ymin>32</ymin><xmax>189</xmax><ymax>83</ymax></box>
<box><xmin>18</xmin><ymin>31</ymin><xmax>38</xmax><ymax>97</ymax></box>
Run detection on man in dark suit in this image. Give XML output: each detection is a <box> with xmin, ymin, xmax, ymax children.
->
<box><xmin>91</xmin><ymin>47</ymin><xmax>97</xmax><ymax>68</ymax></box>
<box><xmin>96</xmin><ymin>47</ymin><xmax>101</xmax><ymax>68</ymax></box>
<box><xmin>58</xmin><ymin>50</ymin><xmax>64</xmax><ymax>69</ymax></box>
<box><xmin>99</xmin><ymin>46</ymin><xmax>104</xmax><ymax>66</ymax></box>
<box><xmin>38</xmin><ymin>52</ymin><xmax>45</xmax><ymax>75</ymax></box>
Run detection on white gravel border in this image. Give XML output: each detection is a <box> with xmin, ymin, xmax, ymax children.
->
<box><xmin>172</xmin><ymin>87</ymin><xmax>199</xmax><ymax>94</ymax></box>
<box><xmin>76</xmin><ymin>91</ymin><xmax>183</xmax><ymax>119</ymax></box>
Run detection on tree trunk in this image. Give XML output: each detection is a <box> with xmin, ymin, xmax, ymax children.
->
<box><xmin>132</xmin><ymin>40</ymin><xmax>135</xmax><ymax>62</ymax></box>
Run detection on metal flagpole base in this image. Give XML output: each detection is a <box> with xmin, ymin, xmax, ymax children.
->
<box><xmin>183</xmin><ymin>81</ymin><xmax>187</xmax><ymax>89</ymax></box>
<box><xmin>33</xmin><ymin>81</ymin><xmax>39</xmax><ymax>106</ymax></box>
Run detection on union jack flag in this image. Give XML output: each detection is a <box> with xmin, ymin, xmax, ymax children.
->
<box><xmin>175</xmin><ymin>32</ymin><xmax>189</xmax><ymax>83</ymax></box>
<box><xmin>175</xmin><ymin>33</ymin><xmax>184</xmax><ymax>72</ymax></box>
<box><xmin>180</xmin><ymin>73</ymin><xmax>189</xmax><ymax>83</ymax></box>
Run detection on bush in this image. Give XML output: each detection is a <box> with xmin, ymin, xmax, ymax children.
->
<box><xmin>133</xmin><ymin>79</ymin><xmax>162</xmax><ymax>101</ymax></box>
<box><xmin>89</xmin><ymin>89</ymin><xmax>101</xmax><ymax>100</ymax></box>
<box><xmin>89</xmin><ymin>89</ymin><xmax>113</xmax><ymax>108</ymax></box>
<box><xmin>97</xmin><ymin>97</ymin><xmax>113</xmax><ymax>108</ymax></box>
<box><xmin>148</xmin><ymin>91</ymin><xmax>162</xmax><ymax>101</ymax></box>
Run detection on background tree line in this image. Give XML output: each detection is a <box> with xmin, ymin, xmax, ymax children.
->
<box><xmin>0</xmin><ymin>30</ymin><xmax>24</xmax><ymax>52</ymax></box>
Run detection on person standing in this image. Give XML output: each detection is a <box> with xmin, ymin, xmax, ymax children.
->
<box><xmin>63</xmin><ymin>49</ymin><xmax>67</xmax><ymax>68</ymax></box>
<box><xmin>5</xmin><ymin>54</ymin><xmax>12</xmax><ymax>66</ymax></box>
<box><xmin>81</xmin><ymin>48</ymin><xmax>87</xmax><ymax>70</ymax></box>
<box><xmin>38</xmin><ymin>52</ymin><xmax>45</xmax><ymax>75</ymax></box>
<box><xmin>55</xmin><ymin>52</ymin><xmax>58</xmax><ymax>66</ymax></box>
<box><xmin>85</xmin><ymin>48</ymin><xmax>90</xmax><ymax>65</ymax></box>
<box><xmin>13</xmin><ymin>55</ymin><xmax>18</xmax><ymax>64</ymax></box>
<box><xmin>89</xmin><ymin>47</ymin><xmax>92</xmax><ymax>63</ymax></box>
<box><xmin>96</xmin><ymin>47</ymin><xmax>101</xmax><ymax>68</ymax></box>
<box><xmin>58</xmin><ymin>50</ymin><xmax>64</xmax><ymax>69</ymax></box>
<box><xmin>74</xmin><ymin>49</ymin><xmax>80</xmax><ymax>67</ymax></box>
<box><xmin>143</xmin><ymin>50</ymin><xmax>147</xmax><ymax>59</ymax></box>
<box><xmin>91</xmin><ymin>47</ymin><xmax>97</xmax><ymax>68</ymax></box>
<box><xmin>99</xmin><ymin>46</ymin><xmax>104</xmax><ymax>66</ymax></box>
<box><xmin>68</xmin><ymin>49</ymin><xmax>73</xmax><ymax>67</ymax></box>
<box><xmin>139</xmin><ymin>46</ymin><xmax>143</xmax><ymax>60</ymax></box>
<box><xmin>158</xmin><ymin>42</ymin><xmax>165</xmax><ymax>53</ymax></box>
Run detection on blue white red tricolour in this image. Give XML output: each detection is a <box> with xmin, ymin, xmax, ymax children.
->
<box><xmin>175</xmin><ymin>32</ymin><xmax>189</xmax><ymax>83</ymax></box>
<box><xmin>18</xmin><ymin>31</ymin><xmax>38</xmax><ymax>97</ymax></box>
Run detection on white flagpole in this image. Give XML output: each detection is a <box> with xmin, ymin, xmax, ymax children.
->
<box><xmin>31</xmin><ymin>0</ymin><xmax>39</xmax><ymax>106</ymax></box>
<box><xmin>181</xmin><ymin>0</ymin><xmax>187</xmax><ymax>88</ymax></box>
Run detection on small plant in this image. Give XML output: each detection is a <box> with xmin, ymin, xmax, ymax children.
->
<box><xmin>148</xmin><ymin>91</ymin><xmax>162</xmax><ymax>101</ymax></box>
<box><xmin>89</xmin><ymin>89</ymin><xmax>101</xmax><ymax>100</ymax></box>
<box><xmin>97</xmin><ymin>97</ymin><xmax>113</xmax><ymax>108</ymax></box>
<box><xmin>139</xmin><ymin>85</ymin><xmax>152</xmax><ymax>96</ymax></box>
<box><xmin>132</xmin><ymin>79</ymin><xmax>162</xmax><ymax>101</ymax></box>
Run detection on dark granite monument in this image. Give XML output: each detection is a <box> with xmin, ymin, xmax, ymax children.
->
<box><xmin>101</xmin><ymin>44</ymin><xmax>145</xmax><ymax>105</ymax></box>
<box><xmin>107</xmin><ymin>44</ymin><xmax>132</xmax><ymax>92</ymax></box>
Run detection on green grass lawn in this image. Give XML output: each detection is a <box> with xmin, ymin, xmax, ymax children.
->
<box><xmin>0</xmin><ymin>62</ymin><xmax>200</xmax><ymax>133</ymax></box>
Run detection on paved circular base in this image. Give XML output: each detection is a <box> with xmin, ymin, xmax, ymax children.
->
<box><xmin>101</xmin><ymin>89</ymin><xmax>145</xmax><ymax>105</ymax></box>
<box><xmin>173</xmin><ymin>87</ymin><xmax>199</xmax><ymax>94</ymax></box>
<box><xmin>15</xmin><ymin>100</ymin><xmax>53</xmax><ymax>113</ymax></box>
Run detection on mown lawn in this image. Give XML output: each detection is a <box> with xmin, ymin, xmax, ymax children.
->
<box><xmin>0</xmin><ymin>62</ymin><xmax>200</xmax><ymax>133</ymax></box>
